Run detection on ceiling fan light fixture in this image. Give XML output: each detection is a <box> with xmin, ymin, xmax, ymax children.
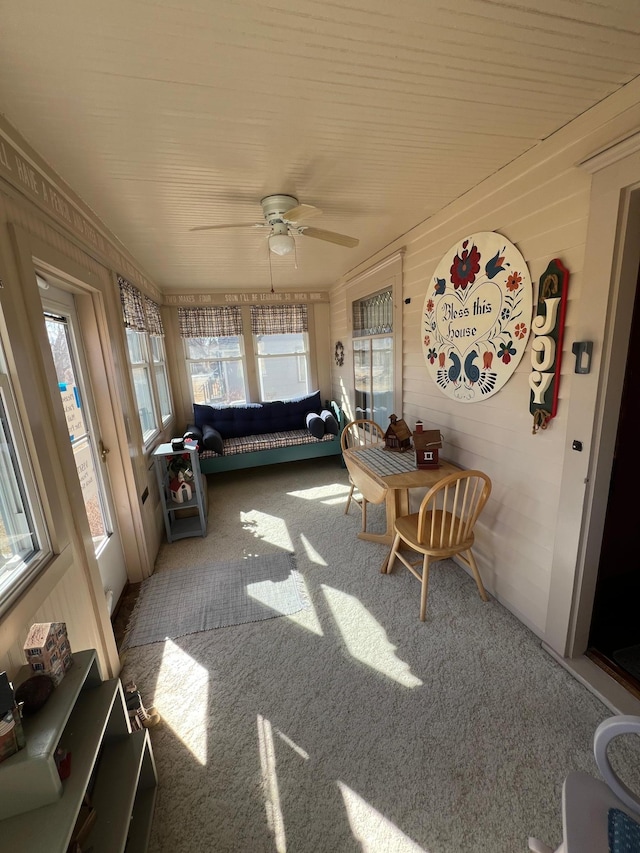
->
<box><xmin>269</xmin><ymin>232</ymin><xmax>295</xmax><ymax>256</ymax></box>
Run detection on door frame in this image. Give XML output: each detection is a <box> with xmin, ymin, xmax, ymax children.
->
<box><xmin>545</xmin><ymin>136</ymin><xmax>640</xmax><ymax>661</ymax></box>
<box><xmin>42</xmin><ymin>282</ymin><xmax>129</xmax><ymax>604</ymax></box>
<box><xmin>37</xmin><ymin>256</ymin><xmax>153</xmax><ymax>585</ymax></box>
<box><xmin>9</xmin><ymin>225</ymin><xmax>153</xmax><ymax>585</ymax></box>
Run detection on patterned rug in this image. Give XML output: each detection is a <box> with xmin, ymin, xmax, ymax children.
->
<box><xmin>122</xmin><ymin>553</ymin><xmax>306</xmax><ymax>649</ymax></box>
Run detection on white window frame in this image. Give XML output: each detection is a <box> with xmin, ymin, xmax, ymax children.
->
<box><xmin>254</xmin><ymin>330</ymin><xmax>311</xmax><ymax>402</ymax></box>
<box><xmin>150</xmin><ymin>333</ymin><xmax>172</xmax><ymax>425</ymax></box>
<box><xmin>126</xmin><ymin>328</ymin><xmax>160</xmax><ymax>446</ymax></box>
<box><xmin>0</xmin><ymin>366</ymin><xmax>51</xmax><ymax>615</ymax></box>
<box><xmin>346</xmin><ymin>251</ymin><xmax>404</xmax><ymax>420</ymax></box>
<box><xmin>183</xmin><ymin>335</ymin><xmax>248</xmax><ymax>406</ymax></box>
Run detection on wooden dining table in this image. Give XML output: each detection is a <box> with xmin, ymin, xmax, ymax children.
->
<box><xmin>342</xmin><ymin>444</ymin><xmax>460</xmax><ymax>568</ymax></box>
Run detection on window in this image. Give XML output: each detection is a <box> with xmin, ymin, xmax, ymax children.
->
<box><xmin>0</xmin><ymin>343</ymin><xmax>50</xmax><ymax>614</ymax></box>
<box><xmin>179</xmin><ymin>306</ymin><xmax>247</xmax><ymax>405</ymax></box>
<box><xmin>251</xmin><ymin>304</ymin><xmax>310</xmax><ymax>402</ymax></box>
<box><xmin>352</xmin><ymin>289</ymin><xmax>394</xmax><ymax>422</ymax></box>
<box><xmin>118</xmin><ymin>277</ymin><xmax>173</xmax><ymax>444</ymax></box>
<box><xmin>145</xmin><ymin>298</ymin><xmax>172</xmax><ymax>425</ymax></box>
<box><xmin>125</xmin><ymin>328</ymin><xmax>157</xmax><ymax>442</ymax></box>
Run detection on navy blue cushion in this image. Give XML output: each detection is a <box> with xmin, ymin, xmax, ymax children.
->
<box><xmin>609</xmin><ymin>808</ymin><xmax>640</xmax><ymax>852</ymax></box>
<box><xmin>193</xmin><ymin>392</ymin><xmax>322</xmax><ymax>438</ymax></box>
<box><xmin>306</xmin><ymin>412</ymin><xmax>325</xmax><ymax>439</ymax></box>
<box><xmin>193</xmin><ymin>402</ymin><xmax>261</xmax><ymax>438</ymax></box>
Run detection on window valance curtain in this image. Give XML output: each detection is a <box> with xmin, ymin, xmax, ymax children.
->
<box><xmin>250</xmin><ymin>304</ymin><xmax>308</xmax><ymax>335</ymax></box>
<box><xmin>144</xmin><ymin>297</ymin><xmax>164</xmax><ymax>337</ymax></box>
<box><xmin>118</xmin><ymin>275</ymin><xmax>146</xmax><ymax>332</ymax></box>
<box><xmin>178</xmin><ymin>306</ymin><xmax>242</xmax><ymax>338</ymax></box>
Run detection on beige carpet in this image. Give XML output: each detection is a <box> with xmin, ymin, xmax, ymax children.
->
<box><xmin>121</xmin><ymin>458</ymin><xmax>640</xmax><ymax>853</ymax></box>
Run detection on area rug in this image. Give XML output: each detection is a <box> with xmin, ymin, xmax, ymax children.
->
<box><xmin>122</xmin><ymin>553</ymin><xmax>306</xmax><ymax>649</ymax></box>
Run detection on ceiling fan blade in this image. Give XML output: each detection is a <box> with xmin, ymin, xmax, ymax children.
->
<box><xmin>189</xmin><ymin>222</ymin><xmax>265</xmax><ymax>232</ymax></box>
<box><xmin>283</xmin><ymin>203</ymin><xmax>322</xmax><ymax>223</ymax></box>
<box><xmin>299</xmin><ymin>226</ymin><xmax>359</xmax><ymax>248</ymax></box>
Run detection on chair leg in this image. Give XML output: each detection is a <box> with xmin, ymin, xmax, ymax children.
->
<box><xmin>345</xmin><ymin>483</ymin><xmax>355</xmax><ymax>514</ymax></box>
<box><xmin>386</xmin><ymin>533</ymin><xmax>402</xmax><ymax>574</ymax></box>
<box><xmin>361</xmin><ymin>498</ymin><xmax>368</xmax><ymax>533</ymax></box>
<box><xmin>419</xmin><ymin>554</ymin><xmax>431</xmax><ymax>621</ymax></box>
<box><xmin>465</xmin><ymin>549</ymin><xmax>489</xmax><ymax>602</ymax></box>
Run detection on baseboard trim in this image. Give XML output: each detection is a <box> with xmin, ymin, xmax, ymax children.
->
<box><xmin>542</xmin><ymin>644</ymin><xmax>640</xmax><ymax>715</ymax></box>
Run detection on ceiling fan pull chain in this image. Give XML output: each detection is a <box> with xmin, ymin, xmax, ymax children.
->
<box><xmin>268</xmin><ymin>248</ymin><xmax>275</xmax><ymax>293</ymax></box>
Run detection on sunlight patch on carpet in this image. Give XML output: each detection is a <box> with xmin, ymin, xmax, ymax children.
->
<box><xmin>322</xmin><ymin>585</ymin><xmax>423</xmax><ymax>688</ymax></box>
<box><xmin>300</xmin><ymin>533</ymin><xmax>327</xmax><ymax>566</ymax></box>
<box><xmin>241</xmin><ymin>510</ymin><xmax>294</xmax><ymax>551</ymax></box>
<box><xmin>281</xmin><ymin>570</ymin><xmax>324</xmax><ymax>636</ymax></box>
<box><xmin>288</xmin><ymin>483</ymin><xmax>350</xmax><ymax>502</ymax></box>
<box><xmin>157</xmin><ymin>639</ymin><xmax>209</xmax><ymax>765</ymax></box>
<box><xmin>338</xmin><ymin>782</ymin><xmax>429</xmax><ymax>852</ymax></box>
<box><xmin>258</xmin><ymin>714</ymin><xmax>287</xmax><ymax>853</ymax></box>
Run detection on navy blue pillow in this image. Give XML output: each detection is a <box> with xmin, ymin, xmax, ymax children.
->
<box><xmin>193</xmin><ymin>402</ymin><xmax>262</xmax><ymax>438</ymax></box>
<box><xmin>320</xmin><ymin>409</ymin><xmax>339</xmax><ymax>435</ymax></box>
<box><xmin>202</xmin><ymin>424</ymin><xmax>224</xmax><ymax>455</ymax></box>
<box><xmin>306</xmin><ymin>412</ymin><xmax>325</xmax><ymax>439</ymax></box>
<box><xmin>269</xmin><ymin>391</ymin><xmax>322</xmax><ymax>431</ymax></box>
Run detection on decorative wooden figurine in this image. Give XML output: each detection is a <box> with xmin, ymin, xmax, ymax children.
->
<box><xmin>413</xmin><ymin>421</ymin><xmax>442</xmax><ymax>469</ymax></box>
<box><xmin>384</xmin><ymin>414</ymin><xmax>413</xmax><ymax>452</ymax></box>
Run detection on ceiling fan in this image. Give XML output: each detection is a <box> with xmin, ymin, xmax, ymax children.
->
<box><xmin>189</xmin><ymin>194</ymin><xmax>359</xmax><ymax>256</ymax></box>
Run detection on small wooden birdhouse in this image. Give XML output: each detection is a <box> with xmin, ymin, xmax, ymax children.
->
<box><xmin>24</xmin><ymin>622</ymin><xmax>73</xmax><ymax>685</ymax></box>
<box><xmin>170</xmin><ymin>477</ymin><xmax>192</xmax><ymax>503</ymax></box>
<box><xmin>384</xmin><ymin>414</ymin><xmax>413</xmax><ymax>452</ymax></box>
<box><xmin>413</xmin><ymin>422</ymin><xmax>442</xmax><ymax>469</ymax></box>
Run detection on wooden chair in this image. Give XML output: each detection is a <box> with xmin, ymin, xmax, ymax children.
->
<box><xmin>340</xmin><ymin>418</ymin><xmax>385</xmax><ymax>532</ymax></box>
<box><xmin>385</xmin><ymin>469</ymin><xmax>491</xmax><ymax>621</ymax></box>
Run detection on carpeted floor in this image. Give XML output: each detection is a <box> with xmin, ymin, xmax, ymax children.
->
<box><xmin>121</xmin><ymin>458</ymin><xmax>640</xmax><ymax>853</ymax></box>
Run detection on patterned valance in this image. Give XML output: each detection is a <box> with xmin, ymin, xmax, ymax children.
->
<box><xmin>144</xmin><ymin>297</ymin><xmax>164</xmax><ymax>337</ymax></box>
<box><xmin>250</xmin><ymin>304</ymin><xmax>308</xmax><ymax>335</ymax></box>
<box><xmin>178</xmin><ymin>306</ymin><xmax>243</xmax><ymax>338</ymax></box>
<box><xmin>118</xmin><ymin>275</ymin><xmax>146</xmax><ymax>332</ymax></box>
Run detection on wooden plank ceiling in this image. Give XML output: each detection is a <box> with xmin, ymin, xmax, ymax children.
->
<box><xmin>1</xmin><ymin>0</ymin><xmax>639</xmax><ymax>292</ymax></box>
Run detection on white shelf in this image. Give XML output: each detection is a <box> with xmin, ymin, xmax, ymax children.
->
<box><xmin>0</xmin><ymin>649</ymin><xmax>157</xmax><ymax>852</ymax></box>
<box><xmin>153</xmin><ymin>442</ymin><xmax>207</xmax><ymax>543</ymax></box>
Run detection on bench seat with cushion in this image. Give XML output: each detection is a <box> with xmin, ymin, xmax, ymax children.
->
<box><xmin>184</xmin><ymin>391</ymin><xmax>344</xmax><ymax>474</ymax></box>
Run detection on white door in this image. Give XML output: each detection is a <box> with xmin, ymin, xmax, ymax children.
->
<box><xmin>42</xmin><ymin>285</ymin><xmax>127</xmax><ymax>611</ymax></box>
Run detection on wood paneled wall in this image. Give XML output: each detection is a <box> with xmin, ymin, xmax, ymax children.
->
<box><xmin>331</xmin><ymin>80</ymin><xmax>640</xmax><ymax>638</ymax></box>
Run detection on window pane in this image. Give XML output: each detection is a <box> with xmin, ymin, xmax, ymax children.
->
<box><xmin>45</xmin><ymin>314</ymin><xmax>110</xmax><ymax>552</ymax></box>
<box><xmin>126</xmin><ymin>328</ymin><xmax>147</xmax><ymax>364</ymax></box>
<box><xmin>188</xmin><ymin>360</ymin><xmax>246</xmax><ymax>405</ymax></box>
<box><xmin>353</xmin><ymin>338</ymin><xmax>370</xmax><ymax>418</ymax></box>
<box><xmin>372</xmin><ymin>336</ymin><xmax>393</xmax><ymax>423</ymax></box>
<box><xmin>155</xmin><ymin>364</ymin><xmax>172</xmax><ymax>421</ymax></box>
<box><xmin>131</xmin><ymin>365</ymin><xmax>158</xmax><ymax>440</ymax></box>
<box><xmin>72</xmin><ymin>437</ymin><xmax>107</xmax><ymax>545</ymax></box>
<box><xmin>186</xmin><ymin>337</ymin><xmax>243</xmax><ymax>359</ymax></box>
<box><xmin>258</xmin><ymin>355</ymin><xmax>308</xmax><ymax>402</ymax></box>
<box><xmin>0</xmin><ymin>391</ymin><xmax>45</xmax><ymax>612</ymax></box>
<box><xmin>256</xmin><ymin>333</ymin><xmax>306</xmax><ymax>356</ymax></box>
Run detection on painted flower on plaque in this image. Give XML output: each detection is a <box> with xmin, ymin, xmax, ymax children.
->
<box><xmin>450</xmin><ymin>240</ymin><xmax>481</xmax><ymax>289</ymax></box>
<box><xmin>421</xmin><ymin>231</ymin><xmax>533</xmax><ymax>403</ymax></box>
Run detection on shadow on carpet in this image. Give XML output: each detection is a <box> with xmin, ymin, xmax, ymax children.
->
<box><xmin>122</xmin><ymin>553</ymin><xmax>306</xmax><ymax>649</ymax></box>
